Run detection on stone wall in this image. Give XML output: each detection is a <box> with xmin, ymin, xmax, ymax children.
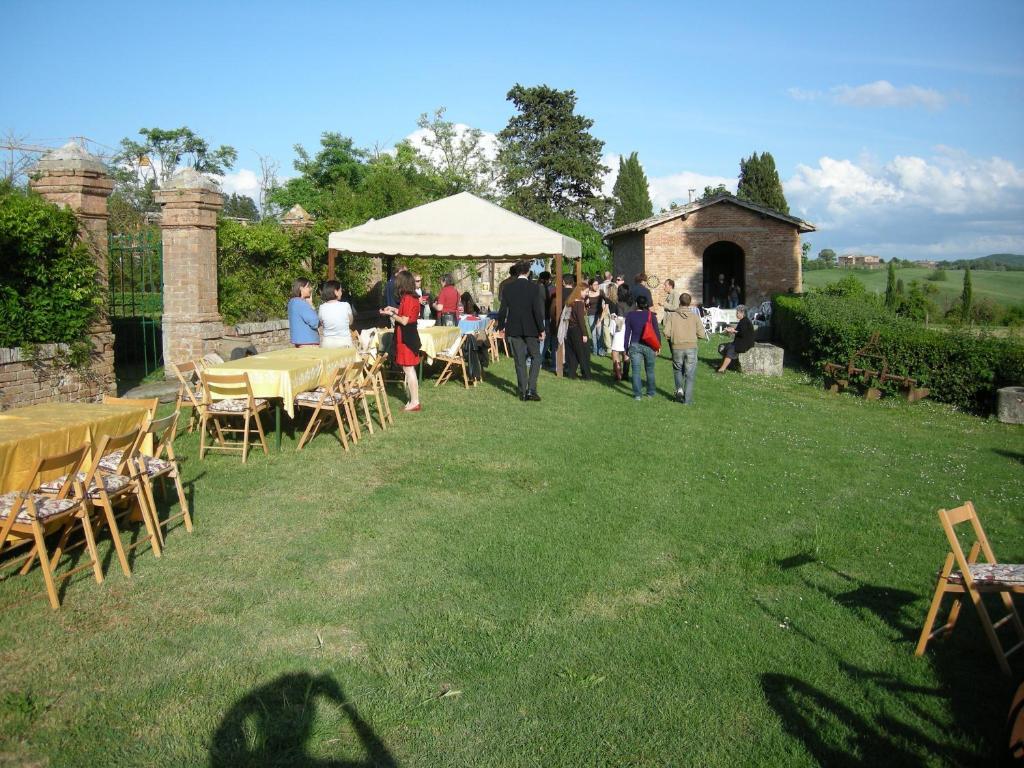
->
<box><xmin>611</xmin><ymin>200</ymin><xmax>803</xmax><ymax>312</ymax></box>
<box><xmin>226</xmin><ymin>319</ymin><xmax>291</xmax><ymax>353</ymax></box>
<box><xmin>0</xmin><ymin>332</ymin><xmax>115</xmax><ymax>410</ymax></box>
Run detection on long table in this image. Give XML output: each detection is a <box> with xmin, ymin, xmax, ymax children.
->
<box><xmin>205</xmin><ymin>346</ymin><xmax>361</xmax><ymax>449</ymax></box>
<box><xmin>0</xmin><ymin>402</ymin><xmax>150</xmax><ymax>493</ymax></box>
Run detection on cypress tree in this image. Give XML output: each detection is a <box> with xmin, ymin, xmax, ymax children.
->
<box><xmin>885</xmin><ymin>261</ymin><xmax>897</xmax><ymax>308</ymax></box>
<box><xmin>737</xmin><ymin>151</ymin><xmax>789</xmax><ymax>214</ymax></box>
<box><xmin>896</xmin><ymin>278</ymin><xmax>905</xmax><ymax>295</ymax></box>
<box><xmin>611</xmin><ymin>152</ymin><xmax>654</xmax><ymax>227</ymax></box>
<box><xmin>961</xmin><ymin>267</ymin><xmax>973</xmax><ymax>321</ymax></box>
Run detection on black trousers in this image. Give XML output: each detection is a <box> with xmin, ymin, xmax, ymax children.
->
<box><xmin>563</xmin><ymin>325</ymin><xmax>591</xmax><ymax>379</ymax></box>
<box><xmin>509</xmin><ymin>336</ymin><xmax>541</xmax><ymax>396</ymax></box>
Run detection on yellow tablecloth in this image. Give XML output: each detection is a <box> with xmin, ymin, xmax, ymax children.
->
<box><xmin>0</xmin><ymin>402</ymin><xmax>149</xmax><ymax>493</ymax></box>
<box><xmin>206</xmin><ymin>347</ymin><xmax>360</xmax><ymax>418</ymax></box>
<box><xmin>378</xmin><ymin>327</ymin><xmax>462</xmax><ymax>363</ymax></box>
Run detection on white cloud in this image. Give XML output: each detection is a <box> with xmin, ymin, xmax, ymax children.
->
<box><xmin>648</xmin><ymin>171</ymin><xmax>735</xmax><ymax>210</ymax></box>
<box><xmin>603</xmin><ymin>153</ymin><xmax>734</xmax><ymax>210</ymax></box>
<box><xmin>833</xmin><ymin>80</ymin><xmax>948</xmax><ymax>109</ymax></box>
<box><xmin>788</xmin><ymin>80</ymin><xmax>952</xmax><ymax>110</ymax></box>
<box><xmin>787</xmin><ymin>87</ymin><xmax>822</xmax><ymax>102</ymax></box>
<box><xmin>786</xmin><ymin>148</ymin><xmax>1024</xmax><ymax>259</ymax></box>
<box><xmin>218</xmin><ymin>168</ymin><xmax>260</xmax><ymax>200</ymax></box>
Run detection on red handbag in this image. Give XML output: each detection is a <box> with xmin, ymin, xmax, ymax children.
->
<box><xmin>640</xmin><ymin>311</ymin><xmax>661</xmax><ymax>352</ymax></box>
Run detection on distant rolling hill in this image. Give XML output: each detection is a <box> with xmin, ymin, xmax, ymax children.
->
<box><xmin>941</xmin><ymin>253</ymin><xmax>1024</xmax><ymax>269</ymax></box>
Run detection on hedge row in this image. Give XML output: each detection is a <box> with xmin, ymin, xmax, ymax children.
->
<box><xmin>217</xmin><ymin>219</ymin><xmax>372</xmax><ymax>325</ymax></box>
<box><xmin>0</xmin><ymin>185</ymin><xmax>101</xmax><ymax>350</ymax></box>
<box><xmin>772</xmin><ymin>293</ymin><xmax>1024</xmax><ymax>414</ymax></box>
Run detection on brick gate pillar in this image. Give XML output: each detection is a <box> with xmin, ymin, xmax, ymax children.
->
<box><xmin>28</xmin><ymin>142</ymin><xmax>116</xmax><ymax>397</ymax></box>
<box><xmin>154</xmin><ymin>169</ymin><xmax>224</xmax><ymax>368</ymax></box>
<box><xmin>29</xmin><ymin>142</ymin><xmax>115</xmax><ymax>313</ymax></box>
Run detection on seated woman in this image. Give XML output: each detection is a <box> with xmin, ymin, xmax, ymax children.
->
<box><xmin>288</xmin><ymin>278</ymin><xmax>319</xmax><ymax>347</ymax></box>
<box><xmin>460</xmin><ymin>291</ymin><xmax>481</xmax><ymax>316</ymax></box>
<box><xmin>717</xmin><ymin>304</ymin><xmax>755</xmax><ymax>372</ymax></box>
<box><xmin>318</xmin><ymin>280</ymin><xmax>354</xmax><ymax>348</ymax></box>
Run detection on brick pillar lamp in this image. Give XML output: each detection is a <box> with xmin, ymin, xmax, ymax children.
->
<box><xmin>155</xmin><ymin>168</ymin><xmax>225</xmax><ymax>369</ymax></box>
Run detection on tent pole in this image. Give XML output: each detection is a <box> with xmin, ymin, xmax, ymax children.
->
<box><xmin>575</xmin><ymin>258</ymin><xmax>582</xmax><ymax>284</ymax></box>
<box><xmin>327</xmin><ymin>248</ymin><xmax>337</xmax><ymax>281</ymax></box>
<box><xmin>555</xmin><ymin>253</ymin><xmax>563</xmax><ymax>377</ymax></box>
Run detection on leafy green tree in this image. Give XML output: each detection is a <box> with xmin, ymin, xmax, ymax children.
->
<box><xmin>268</xmin><ymin>133</ymin><xmax>367</xmax><ymax>220</ymax></box>
<box><xmin>801</xmin><ymin>241</ymin><xmax>811</xmax><ymax>265</ymax></box>
<box><xmin>497</xmin><ymin>84</ymin><xmax>609</xmax><ymax>224</ymax></box>
<box><xmin>737</xmin><ymin>151</ymin><xmax>789</xmax><ymax>213</ymax></box>
<box><xmin>961</xmin><ymin>267</ymin><xmax>973</xmax><ymax>320</ymax></box>
<box><xmin>415</xmin><ymin>108</ymin><xmax>496</xmax><ymax>197</ymax></box>
<box><xmin>818</xmin><ymin>248</ymin><xmax>836</xmax><ymax>267</ymax></box>
<box><xmin>223</xmin><ymin>193</ymin><xmax>259</xmax><ymax>221</ymax></box>
<box><xmin>545</xmin><ymin>215</ymin><xmax>610</xmax><ymax>277</ymax></box>
<box><xmin>611</xmin><ymin>152</ymin><xmax>653</xmax><ymax>227</ymax></box>
<box><xmin>292</xmin><ymin>133</ymin><xmax>367</xmax><ymax>191</ymax></box>
<box><xmin>114</xmin><ymin>126</ymin><xmax>237</xmax><ymax>186</ymax></box>
<box><xmin>885</xmin><ymin>261</ymin><xmax>897</xmax><ymax>308</ymax></box>
<box><xmin>700</xmin><ymin>184</ymin><xmax>730</xmax><ymax>200</ymax></box>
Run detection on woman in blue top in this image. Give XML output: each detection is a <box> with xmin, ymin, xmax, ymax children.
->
<box><xmin>288</xmin><ymin>278</ymin><xmax>320</xmax><ymax>347</ymax></box>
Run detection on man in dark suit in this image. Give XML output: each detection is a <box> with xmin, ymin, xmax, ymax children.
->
<box><xmin>498</xmin><ymin>261</ymin><xmax>546</xmax><ymax>401</ymax></box>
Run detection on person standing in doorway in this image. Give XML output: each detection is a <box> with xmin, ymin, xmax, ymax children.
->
<box><xmin>498</xmin><ymin>261</ymin><xmax>545</xmax><ymax>401</ymax></box>
<box><xmin>663</xmin><ymin>292</ymin><xmax>707</xmax><ymax>404</ymax></box>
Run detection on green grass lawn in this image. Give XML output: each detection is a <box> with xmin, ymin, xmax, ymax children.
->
<box><xmin>803</xmin><ymin>267</ymin><xmax>1024</xmax><ymax>311</ymax></box>
<box><xmin>1</xmin><ymin>346</ymin><xmax>1022</xmax><ymax>766</ymax></box>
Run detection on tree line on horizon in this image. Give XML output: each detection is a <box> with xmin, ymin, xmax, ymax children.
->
<box><xmin>101</xmin><ymin>85</ymin><xmax>792</xmax><ymax>275</ymax></box>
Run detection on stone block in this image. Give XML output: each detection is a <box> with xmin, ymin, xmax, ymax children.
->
<box><xmin>737</xmin><ymin>343</ymin><xmax>783</xmax><ymax>376</ymax></box>
<box><xmin>996</xmin><ymin>386</ymin><xmax>1024</xmax><ymax>425</ymax></box>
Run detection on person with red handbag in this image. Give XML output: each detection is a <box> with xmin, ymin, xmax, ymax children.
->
<box><xmin>622</xmin><ymin>295</ymin><xmax>661</xmax><ymax>400</ymax></box>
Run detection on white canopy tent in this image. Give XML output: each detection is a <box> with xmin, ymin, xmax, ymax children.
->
<box><xmin>327</xmin><ymin>192</ymin><xmax>584</xmax><ymax>375</ymax></box>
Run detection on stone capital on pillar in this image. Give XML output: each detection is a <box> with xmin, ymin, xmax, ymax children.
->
<box><xmin>29</xmin><ymin>142</ymin><xmax>114</xmax><ymax>285</ymax></box>
<box><xmin>155</xmin><ymin>169</ymin><xmax>226</xmax><ymax>370</ymax></box>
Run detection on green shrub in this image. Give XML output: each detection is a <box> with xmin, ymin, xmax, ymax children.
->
<box><xmin>0</xmin><ymin>186</ymin><xmax>101</xmax><ymax>349</ymax></box>
<box><xmin>926</xmin><ymin>268</ymin><xmax>947</xmax><ymax>281</ymax></box>
<box><xmin>216</xmin><ymin>218</ymin><xmax>374</xmax><ymax>325</ymax></box>
<box><xmin>773</xmin><ymin>293</ymin><xmax>1024</xmax><ymax>414</ymax></box>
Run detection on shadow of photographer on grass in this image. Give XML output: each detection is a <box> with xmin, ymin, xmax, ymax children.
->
<box><xmin>208</xmin><ymin>672</ymin><xmax>397</xmax><ymax>768</ymax></box>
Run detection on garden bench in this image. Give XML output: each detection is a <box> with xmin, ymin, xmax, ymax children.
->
<box><xmin>823</xmin><ymin>332</ymin><xmax>929</xmax><ymax>402</ymax></box>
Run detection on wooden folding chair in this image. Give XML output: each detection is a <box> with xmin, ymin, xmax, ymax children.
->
<box><xmin>0</xmin><ymin>446</ymin><xmax>102</xmax><ymax>610</ymax></box>
<box><xmin>435</xmin><ymin>334</ymin><xmax>471</xmax><ymax>388</ymax></box>
<box><xmin>485</xmin><ymin>319</ymin><xmax>508</xmax><ymax>361</ymax></box>
<box><xmin>39</xmin><ymin>427</ymin><xmax>162</xmax><ymax>578</ymax></box>
<box><xmin>340</xmin><ymin>360</ymin><xmax>376</xmax><ymax>438</ymax></box>
<box><xmin>105</xmin><ymin>412</ymin><xmax>191</xmax><ymax>549</ymax></box>
<box><xmin>294</xmin><ymin>363</ymin><xmax>359</xmax><ymax>452</ymax></box>
<box><xmin>199</xmin><ymin>372</ymin><xmax>270</xmax><ymax>463</ymax></box>
<box><xmin>170</xmin><ymin>360</ymin><xmax>204</xmax><ymax>434</ymax></box>
<box><xmin>372</xmin><ymin>353</ymin><xmax>394</xmax><ymax>426</ymax></box>
<box><xmin>915</xmin><ymin>501</ymin><xmax>1024</xmax><ymax>674</ymax></box>
<box><xmin>354</xmin><ymin>354</ymin><xmax>393</xmax><ymax>429</ymax></box>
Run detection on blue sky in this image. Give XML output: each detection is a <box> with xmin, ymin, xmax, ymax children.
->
<box><xmin>4</xmin><ymin>0</ymin><xmax>1023</xmax><ymax>259</ymax></box>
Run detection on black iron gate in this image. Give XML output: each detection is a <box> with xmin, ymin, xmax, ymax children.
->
<box><xmin>108</xmin><ymin>230</ymin><xmax>163</xmax><ymax>378</ymax></box>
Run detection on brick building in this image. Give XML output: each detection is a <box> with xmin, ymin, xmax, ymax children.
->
<box><xmin>604</xmin><ymin>194</ymin><xmax>814</xmax><ymax>309</ymax></box>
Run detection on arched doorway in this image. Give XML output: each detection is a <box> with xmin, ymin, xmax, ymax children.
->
<box><xmin>703</xmin><ymin>241</ymin><xmax>745</xmax><ymax>307</ymax></box>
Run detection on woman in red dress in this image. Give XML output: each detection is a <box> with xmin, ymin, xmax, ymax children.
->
<box><xmin>381</xmin><ymin>270</ymin><xmax>422</xmax><ymax>411</ymax></box>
